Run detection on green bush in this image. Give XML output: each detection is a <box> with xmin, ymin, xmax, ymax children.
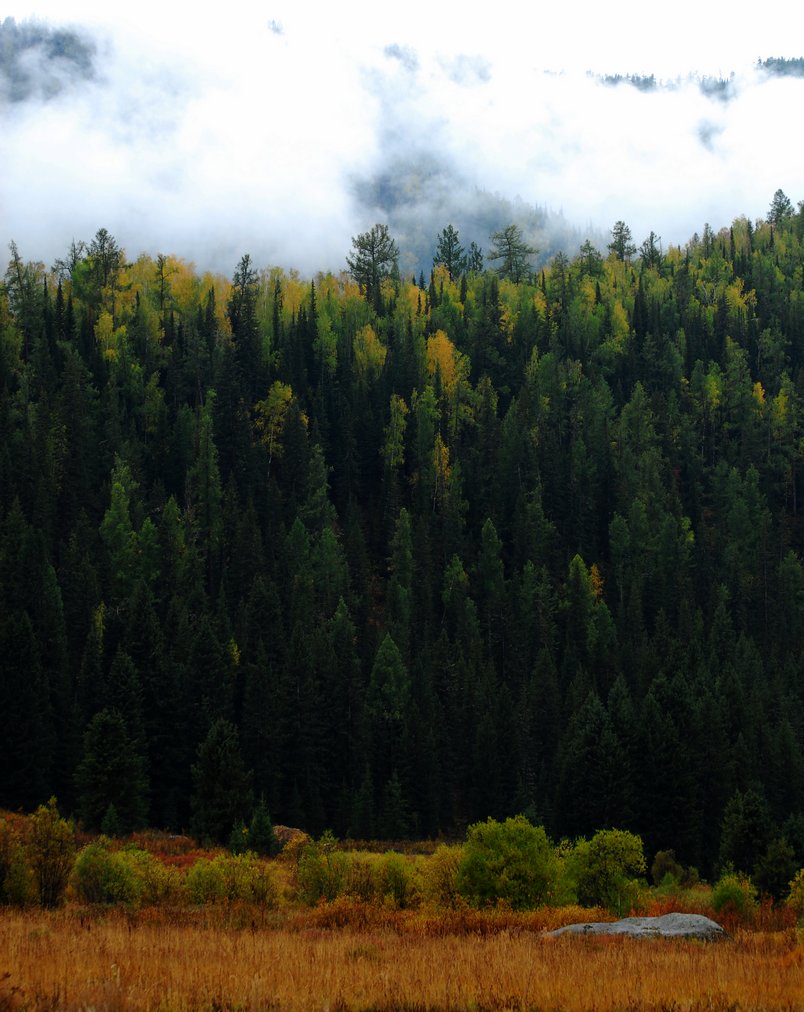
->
<box><xmin>787</xmin><ymin>867</ymin><xmax>804</xmax><ymax>921</ymax></box>
<box><xmin>185</xmin><ymin>853</ymin><xmax>276</xmax><ymax>906</ymax></box>
<box><xmin>421</xmin><ymin>844</ymin><xmax>464</xmax><ymax>908</ymax></box>
<box><xmin>456</xmin><ymin>815</ymin><xmax>559</xmax><ymax>910</ymax></box>
<box><xmin>343</xmin><ymin>854</ymin><xmax>378</xmax><ymax>903</ymax></box>
<box><xmin>72</xmin><ymin>841</ymin><xmax>140</xmax><ymax>905</ymax></box>
<box><xmin>185</xmin><ymin>856</ymin><xmax>227</xmax><ymax>904</ymax></box>
<box><xmin>0</xmin><ymin>820</ymin><xmax>34</xmax><ymax>906</ymax></box>
<box><xmin>711</xmin><ymin>872</ymin><xmax>757</xmax><ymax>918</ymax></box>
<box><xmin>377</xmin><ymin>852</ymin><xmax>417</xmax><ymax>908</ymax></box>
<box><xmin>120</xmin><ymin>847</ymin><xmax>179</xmax><ymax>905</ymax></box>
<box><xmin>296</xmin><ymin>831</ymin><xmax>348</xmax><ymax>905</ymax></box>
<box><xmin>651</xmin><ymin>849</ymin><xmax>684</xmax><ymax>887</ymax></box>
<box><xmin>230</xmin><ymin>853</ymin><xmax>276</xmax><ymax>905</ymax></box>
<box><xmin>28</xmin><ymin>798</ymin><xmax>75</xmax><ymax>908</ymax></box>
<box><xmin>569</xmin><ymin>829</ymin><xmax>646</xmax><ymax>916</ymax></box>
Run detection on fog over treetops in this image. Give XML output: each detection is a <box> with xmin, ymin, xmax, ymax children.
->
<box><xmin>1</xmin><ymin>7</ymin><xmax>803</xmax><ymax>275</ymax></box>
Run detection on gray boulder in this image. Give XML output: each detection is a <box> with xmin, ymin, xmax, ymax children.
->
<box><xmin>546</xmin><ymin>912</ymin><xmax>728</xmax><ymax>941</ymax></box>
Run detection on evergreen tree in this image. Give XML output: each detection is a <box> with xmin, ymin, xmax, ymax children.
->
<box><xmin>718</xmin><ymin>787</ymin><xmax>773</xmax><ymax>875</ymax></box>
<box><xmin>346</xmin><ymin>224</ymin><xmax>399</xmax><ymax>312</ymax></box>
<box><xmin>608</xmin><ymin>220</ymin><xmax>637</xmax><ymax>261</ymax></box>
<box><xmin>433</xmin><ymin>224</ymin><xmax>467</xmax><ymax>280</ymax></box>
<box><xmin>767</xmin><ymin>188</ymin><xmax>794</xmax><ymax>226</ymax></box>
<box><xmin>190</xmin><ymin>718</ymin><xmax>253</xmax><ymax>844</ymax></box>
<box><xmin>249</xmin><ymin>796</ymin><xmax>277</xmax><ymax>856</ymax></box>
<box><xmin>0</xmin><ymin>610</ymin><xmax>52</xmax><ymax>809</ymax></box>
<box><xmin>227</xmin><ymin>253</ymin><xmax>262</xmax><ymax>400</ymax></box>
<box><xmin>487</xmin><ymin>224</ymin><xmax>536</xmax><ymax>282</ymax></box>
<box><xmin>74</xmin><ymin>709</ymin><xmax>148</xmax><ymax>833</ymax></box>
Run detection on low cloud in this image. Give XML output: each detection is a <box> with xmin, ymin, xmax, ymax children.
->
<box><xmin>0</xmin><ymin>16</ymin><xmax>96</xmax><ymax>102</ymax></box>
<box><xmin>1</xmin><ymin>13</ymin><xmax>801</xmax><ymax>279</ymax></box>
<box><xmin>383</xmin><ymin>44</ymin><xmax>418</xmax><ymax>74</ymax></box>
<box><xmin>441</xmin><ymin>54</ymin><xmax>491</xmax><ymax>86</ymax></box>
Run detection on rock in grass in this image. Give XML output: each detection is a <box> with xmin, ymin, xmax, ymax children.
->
<box><xmin>546</xmin><ymin>913</ymin><xmax>728</xmax><ymax>941</ymax></box>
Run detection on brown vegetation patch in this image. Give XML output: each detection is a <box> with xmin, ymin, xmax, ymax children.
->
<box><xmin>0</xmin><ymin>908</ymin><xmax>802</xmax><ymax>1011</ymax></box>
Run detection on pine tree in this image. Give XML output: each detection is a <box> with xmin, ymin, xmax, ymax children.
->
<box><xmin>346</xmin><ymin>224</ymin><xmax>399</xmax><ymax>312</ymax></box>
<box><xmin>249</xmin><ymin>797</ymin><xmax>277</xmax><ymax>856</ymax></box>
<box><xmin>74</xmin><ymin>709</ymin><xmax>148</xmax><ymax>832</ymax></box>
<box><xmin>487</xmin><ymin>225</ymin><xmax>537</xmax><ymax>282</ymax></box>
<box><xmin>190</xmin><ymin>718</ymin><xmax>253</xmax><ymax>844</ymax></box>
<box><xmin>227</xmin><ymin>253</ymin><xmax>262</xmax><ymax>400</ymax></box>
<box><xmin>433</xmin><ymin>225</ymin><xmax>467</xmax><ymax>280</ymax></box>
<box><xmin>608</xmin><ymin>220</ymin><xmax>637</xmax><ymax>261</ymax></box>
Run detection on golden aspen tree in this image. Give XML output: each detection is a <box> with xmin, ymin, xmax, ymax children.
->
<box><xmin>254</xmin><ymin>380</ymin><xmax>294</xmax><ymax>474</ymax></box>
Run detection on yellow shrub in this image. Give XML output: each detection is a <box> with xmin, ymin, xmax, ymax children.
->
<box><xmin>421</xmin><ymin>844</ymin><xmax>464</xmax><ymax>908</ymax></box>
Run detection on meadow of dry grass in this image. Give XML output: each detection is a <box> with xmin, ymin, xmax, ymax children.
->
<box><xmin>1</xmin><ymin>906</ymin><xmax>802</xmax><ymax>1011</ymax></box>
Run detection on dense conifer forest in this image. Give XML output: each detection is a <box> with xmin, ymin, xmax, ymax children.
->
<box><xmin>2</xmin><ymin>199</ymin><xmax>804</xmax><ymax>882</ymax></box>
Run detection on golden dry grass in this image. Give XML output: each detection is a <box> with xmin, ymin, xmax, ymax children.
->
<box><xmin>1</xmin><ymin>908</ymin><xmax>802</xmax><ymax>1011</ymax></box>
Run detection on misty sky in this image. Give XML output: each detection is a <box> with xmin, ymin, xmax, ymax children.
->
<box><xmin>2</xmin><ymin>0</ymin><xmax>804</xmax><ymax>275</ymax></box>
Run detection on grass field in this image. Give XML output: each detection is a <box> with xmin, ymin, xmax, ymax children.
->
<box><xmin>2</xmin><ymin>811</ymin><xmax>802</xmax><ymax>1009</ymax></box>
<box><xmin>1</xmin><ymin>906</ymin><xmax>802</xmax><ymax>1011</ymax></box>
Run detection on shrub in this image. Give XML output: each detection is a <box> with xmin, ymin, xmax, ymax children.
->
<box><xmin>650</xmin><ymin>849</ymin><xmax>699</xmax><ymax>893</ymax></box>
<box><xmin>421</xmin><ymin>844</ymin><xmax>464</xmax><ymax>908</ymax></box>
<box><xmin>296</xmin><ymin>831</ymin><xmax>348</xmax><ymax>905</ymax></box>
<box><xmin>344</xmin><ymin>854</ymin><xmax>378</xmax><ymax>903</ymax></box>
<box><xmin>0</xmin><ymin>820</ymin><xmax>34</xmax><ymax>906</ymax></box>
<box><xmin>72</xmin><ymin>841</ymin><xmax>139</xmax><ymax>905</ymax></box>
<box><xmin>231</xmin><ymin>854</ymin><xmax>276</xmax><ymax>905</ymax></box>
<box><xmin>120</xmin><ymin>847</ymin><xmax>179</xmax><ymax>905</ymax></box>
<box><xmin>785</xmin><ymin>867</ymin><xmax>804</xmax><ymax>921</ymax></box>
<box><xmin>569</xmin><ymin>829</ymin><xmax>646</xmax><ymax>916</ymax></box>
<box><xmin>277</xmin><ymin>829</ymin><xmax>312</xmax><ymax>865</ymax></box>
<box><xmin>711</xmin><ymin>872</ymin><xmax>757</xmax><ymax>920</ymax></box>
<box><xmin>185</xmin><ymin>856</ymin><xmax>227</xmax><ymax>904</ymax></box>
<box><xmin>185</xmin><ymin>853</ymin><xmax>276</xmax><ymax>906</ymax></box>
<box><xmin>456</xmin><ymin>815</ymin><xmax>559</xmax><ymax>910</ymax></box>
<box><xmin>28</xmin><ymin>798</ymin><xmax>75</xmax><ymax>908</ymax></box>
<box><xmin>651</xmin><ymin>849</ymin><xmax>684</xmax><ymax>887</ymax></box>
<box><xmin>377</xmin><ymin>852</ymin><xmax>417</xmax><ymax>909</ymax></box>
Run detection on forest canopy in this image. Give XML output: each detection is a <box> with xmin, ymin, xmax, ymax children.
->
<box><xmin>1</xmin><ymin>199</ymin><xmax>804</xmax><ymax>882</ymax></box>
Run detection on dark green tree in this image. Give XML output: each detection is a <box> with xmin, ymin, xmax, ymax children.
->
<box><xmin>577</xmin><ymin>239</ymin><xmax>604</xmax><ymax>276</ymax></box>
<box><xmin>227</xmin><ymin>253</ymin><xmax>262</xmax><ymax>399</ymax></box>
<box><xmin>74</xmin><ymin>709</ymin><xmax>148</xmax><ymax>833</ymax></box>
<box><xmin>767</xmin><ymin>188</ymin><xmax>794</xmax><ymax>226</ymax></box>
<box><xmin>0</xmin><ymin>610</ymin><xmax>52</xmax><ymax>809</ymax></box>
<box><xmin>719</xmin><ymin>787</ymin><xmax>773</xmax><ymax>876</ymax></box>
<box><xmin>639</xmin><ymin>231</ymin><xmax>663</xmax><ymax>269</ymax></box>
<box><xmin>433</xmin><ymin>224</ymin><xmax>467</xmax><ymax>280</ymax></box>
<box><xmin>248</xmin><ymin>796</ymin><xmax>277</xmax><ymax>856</ymax></box>
<box><xmin>487</xmin><ymin>224</ymin><xmax>536</xmax><ymax>282</ymax></box>
<box><xmin>466</xmin><ymin>241</ymin><xmax>484</xmax><ymax>273</ymax></box>
<box><xmin>753</xmin><ymin>836</ymin><xmax>797</xmax><ymax>899</ymax></box>
<box><xmin>608</xmin><ymin>220</ymin><xmax>636</xmax><ymax>261</ymax></box>
<box><xmin>190</xmin><ymin>718</ymin><xmax>253</xmax><ymax>844</ymax></box>
<box><xmin>346</xmin><ymin>224</ymin><xmax>399</xmax><ymax>311</ymax></box>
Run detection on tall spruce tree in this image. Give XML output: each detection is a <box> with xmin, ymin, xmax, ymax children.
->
<box><xmin>190</xmin><ymin>718</ymin><xmax>253</xmax><ymax>844</ymax></box>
